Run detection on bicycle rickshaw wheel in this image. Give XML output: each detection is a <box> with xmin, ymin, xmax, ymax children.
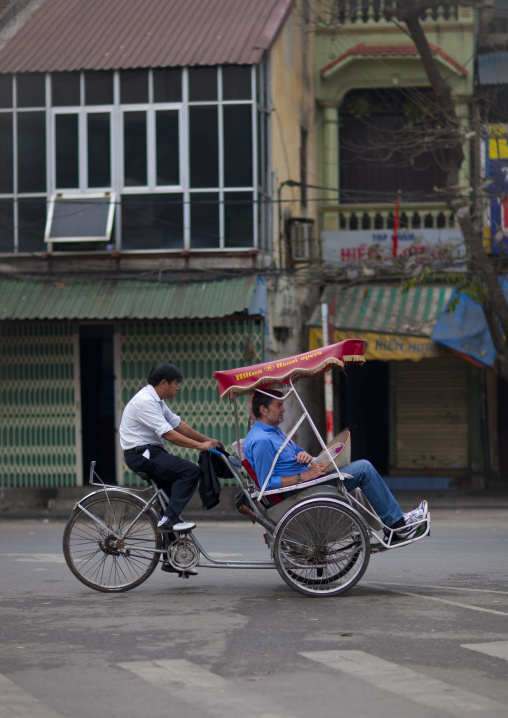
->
<box><xmin>273</xmin><ymin>499</ymin><xmax>370</xmax><ymax>597</ymax></box>
<box><xmin>63</xmin><ymin>491</ymin><xmax>161</xmax><ymax>592</ymax></box>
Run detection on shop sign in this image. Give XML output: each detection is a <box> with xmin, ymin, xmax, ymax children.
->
<box><xmin>309</xmin><ymin>327</ymin><xmax>443</xmax><ymax>361</ymax></box>
<box><xmin>321</xmin><ymin>228</ymin><xmax>465</xmax><ymax>265</ymax></box>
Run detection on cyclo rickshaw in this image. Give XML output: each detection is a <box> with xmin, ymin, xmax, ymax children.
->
<box><xmin>63</xmin><ymin>339</ymin><xmax>430</xmax><ymax>597</ymax></box>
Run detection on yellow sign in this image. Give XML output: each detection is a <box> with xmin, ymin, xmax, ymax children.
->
<box><xmin>309</xmin><ymin>328</ymin><xmax>443</xmax><ymax>361</ymax></box>
<box><xmin>488</xmin><ymin>124</ymin><xmax>508</xmax><ymax>159</ymax></box>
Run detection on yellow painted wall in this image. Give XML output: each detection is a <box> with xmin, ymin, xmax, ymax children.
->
<box><xmin>269</xmin><ymin>1</ymin><xmax>318</xmax><ymax>266</ymax></box>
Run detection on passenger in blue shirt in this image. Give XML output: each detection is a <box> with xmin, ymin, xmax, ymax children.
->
<box><xmin>243</xmin><ymin>390</ymin><xmax>427</xmax><ymax>538</ymax></box>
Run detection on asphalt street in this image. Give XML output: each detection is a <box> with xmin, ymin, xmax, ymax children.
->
<box><xmin>1</xmin><ymin>508</ymin><xmax>508</xmax><ymax>718</ymax></box>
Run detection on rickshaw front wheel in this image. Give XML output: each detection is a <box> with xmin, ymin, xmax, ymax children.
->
<box><xmin>273</xmin><ymin>499</ymin><xmax>370</xmax><ymax>597</ymax></box>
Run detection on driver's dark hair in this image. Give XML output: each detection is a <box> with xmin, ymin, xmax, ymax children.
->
<box><xmin>147</xmin><ymin>362</ymin><xmax>183</xmax><ymax>386</ymax></box>
<box><xmin>251</xmin><ymin>389</ymin><xmax>283</xmax><ymax>419</ymax></box>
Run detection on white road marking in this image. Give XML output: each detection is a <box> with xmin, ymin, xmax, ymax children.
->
<box><xmin>2</xmin><ymin>554</ymin><xmax>65</xmax><ymax>563</ymax></box>
<box><xmin>370</xmin><ymin>581</ymin><xmax>508</xmax><ymax>596</ymax></box>
<box><xmin>300</xmin><ymin>650</ymin><xmax>504</xmax><ymax>715</ymax></box>
<box><xmin>462</xmin><ymin>641</ymin><xmax>508</xmax><ymax>661</ymax></box>
<box><xmin>367</xmin><ymin>584</ymin><xmax>508</xmax><ymax>617</ymax></box>
<box><xmin>119</xmin><ymin>659</ymin><xmax>295</xmax><ymax>718</ymax></box>
<box><xmin>0</xmin><ymin>673</ymin><xmax>66</xmax><ymax>718</ymax></box>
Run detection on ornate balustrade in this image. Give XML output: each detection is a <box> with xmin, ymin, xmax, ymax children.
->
<box><xmin>318</xmin><ymin>1</ymin><xmax>463</xmax><ymax>26</ymax></box>
<box><xmin>322</xmin><ymin>202</ymin><xmax>456</xmax><ymax>231</ymax></box>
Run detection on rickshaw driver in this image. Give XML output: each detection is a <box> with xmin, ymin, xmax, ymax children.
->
<box><xmin>244</xmin><ymin>390</ymin><xmax>427</xmax><ymax>540</ymax></box>
<box><xmin>119</xmin><ymin>361</ymin><xmax>224</xmax><ymax>573</ymax></box>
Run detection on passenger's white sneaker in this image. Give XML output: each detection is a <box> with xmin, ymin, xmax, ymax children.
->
<box><xmin>397</xmin><ymin>500</ymin><xmax>428</xmax><ymax>540</ymax></box>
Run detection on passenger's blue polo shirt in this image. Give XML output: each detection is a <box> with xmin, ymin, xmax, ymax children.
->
<box><xmin>243</xmin><ymin>420</ymin><xmax>309</xmax><ymax>490</ymax></box>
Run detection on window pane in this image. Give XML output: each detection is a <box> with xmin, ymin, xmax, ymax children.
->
<box><xmin>17</xmin><ymin>73</ymin><xmax>45</xmax><ymax>107</ymax></box>
<box><xmin>121</xmin><ymin>193</ymin><xmax>183</xmax><ymax>249</ymax></box>
<box><xmin>123</xmin><ymin>111</ymin><xmax>147</xmax><ymax>186</ymax></box>
<box><xmin>189</xmin><ymin>106</ymin><xmax>218</xmax><ymax>188</ymax></box>
<box><xmin>17</xmin><ymin>112</ymin><xmax>46</xmax><ymax>192</ymax></box>
<box><xmin>156</xmin><ymin>110</ymin><xmax>179</xmax><ymax>185</ymax></box>
<box><xmin>224</xmin><ymin>104</ymin><xmax>252</xmax><ymax>186</ymax></box>
<box><xmin>0</xmin><ymin>199</ymin><xmax>13</xmax><ymax>252</ymax></box>
<box><xmin>0</xmin><ymin>74</ymin><xmax>12</xmax><ymax>108</ymax></box>
<box><xmin>85</xmin><ymin>71</ymin><xmax>114</xmax><ymax>105</ymax></box>
<box><xmin>48</xmin><ymin>198</ymin><xmax>113</xmax><ymax>240</ymax></box>
<box><xmin>222</xmin><ymin>66</ymin><xmax>251</xmax><ymax>100</ymax></box>
<box><xmin>18</xmin><ymin>197</ymin><xmax>46</xmax><ymax>252</ymax></box>
<box><xmin>189</xmin><ymin>67</ymin><xmax>217</xmax><ymax>101</ymax></box>
<box><xmin>55</xmin><ymin>114</ymin><xmax>79</xmax><ymax>189</ymax></box>
<box><xmin>153</xmin><ymin>68</ymin><xmax>182</xmax><ymax>102</ymax></box>
<box><xmin>0</xmin><ymin>113</ymin><xmax>13</xmax><ymax>193</ymax></box>
<box><xmin>88</xmin><ymin>113</ymin><xmax>111</xmax><ymax>187</ymax></box>
<box><xmin>224</xmin><ymin>191</ymin><xmax>253</xmax><ymax>247</ymax></box>
<box><xmin>120</xmin><ymin>69</ymin><xmax>148</xmax><ymax>104</ymax></box>
<box><xmin>52</xmin><ymin>72</ymin><xmax>80</xmax><ymax>106</ymax></box>
<box><xmin>190</xmin><ymin>192</ymin><xmax>219</xmax><ymax>248</ymax></box>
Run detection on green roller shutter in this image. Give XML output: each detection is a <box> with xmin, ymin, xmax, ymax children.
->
<box><xmin>116</xmin><ymin>318</ymin><xmax>264</xmax><ymax>486</ymax></box>
<box><xmin>0</xmin><ymin>323</ymin><xmax>79</xmax><ymax>487</ymax></box>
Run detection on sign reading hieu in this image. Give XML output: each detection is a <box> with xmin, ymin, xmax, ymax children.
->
<box><xmin>309</xmin><ymin>328</ymin><xmax>443</xmax><ymax>361</ymax></box>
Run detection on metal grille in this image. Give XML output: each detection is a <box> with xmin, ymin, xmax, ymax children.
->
<box><xmin>117</xmin><ymin>319</ymin><xmax>264</xmax><ymax>486</ymax></box>
<box><xmin>0</xmin><ymin>323</ymin><xmax>78</xmax><ymax>487</ymax></box>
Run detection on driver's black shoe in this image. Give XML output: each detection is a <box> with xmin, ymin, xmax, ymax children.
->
<box><xmin>161</xmin><ymin>561</ymin><xmax>198</xmax><ymax>577</ymax></box>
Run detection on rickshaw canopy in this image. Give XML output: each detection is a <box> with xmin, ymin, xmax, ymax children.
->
<box><xmin>212</xmin><ymin>339</ymin><xmax>366</xmax><ymax>399</ymax></box>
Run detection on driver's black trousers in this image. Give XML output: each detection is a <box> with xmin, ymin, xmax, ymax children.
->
<box><xmin>124</xmin><ymin>444</ymin><xmax>200</xmax><ymax>524</ymax></box>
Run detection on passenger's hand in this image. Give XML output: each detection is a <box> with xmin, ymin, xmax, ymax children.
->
<box><xmin>303</xmin><ymin>462</ymin><xmax>326</xmax><ymax>480</ymax></box>
<box><xmin>296</xmin><ymin>451</ymin><xmax>313</xmax><ymax>464</ymax></box>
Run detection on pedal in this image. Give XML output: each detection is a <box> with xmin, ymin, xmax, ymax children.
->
<box><xmin>172</xmin><ymin>521</ymin><xmax>196</xmax><ymax>533</ymax></box>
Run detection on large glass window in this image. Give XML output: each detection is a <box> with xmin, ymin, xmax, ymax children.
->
<box><xmin>123</xmin><ymin>111</ymin><xmax>147</xmax><ymax>186</ymax></box>
<box><xmin>55</xmin><ymin>114</ymin><xmax>79</xmax><ymax>188</ymax></box>
<box><xmin>87</xmin><ymin>113</ymin><xmax>111</xmax><ymax>187</ymax></box>
<box><xmin>121</xmin><ymin>193</ymin><xmax>183</xmax><ymax>249</ymax></box>
<box><xmin>17</xmin><ymin>112</ymin><xmax>46</xmax><ymax>192</ymax></box>
<box><xmin>4</xmin><ymin>65</ymin><xmax>265</xmax><ymax>254</ymax></box>
<box><xmin>0</xmin><ymin>113</ymin><xmax>13</xmax><ymax>193</ymax></box>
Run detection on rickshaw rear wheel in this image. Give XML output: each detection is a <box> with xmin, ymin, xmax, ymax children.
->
<box><xmin>273</xmin><ymin>499</ymin><xmax>370</xmax><ymax>597</ymax></box>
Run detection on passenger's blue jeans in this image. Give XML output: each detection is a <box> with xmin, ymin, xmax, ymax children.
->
<box><xmin>336</xmin><ymin>459</ymin><xmax>403</xmax><ymax>527</ymax></box>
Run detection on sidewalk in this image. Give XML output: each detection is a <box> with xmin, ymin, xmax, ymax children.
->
<box><xmin>1</xmin><ymin>485</ymin><xmax>508</xmax><ymax>521</ymax></box>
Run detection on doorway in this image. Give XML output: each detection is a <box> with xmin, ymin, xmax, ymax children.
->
<box><xmin>79</xmin><ymin>325</ymin><xmax>116</xmax><ymax>483</ymax></box>
<box><xmin>337</xmin><ymin>360</ymin><xmax>390</xmax><ymax>474</ymax></box>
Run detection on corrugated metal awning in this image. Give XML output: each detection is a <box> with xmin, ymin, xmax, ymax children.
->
<box><xmin>308</xmin><ymin>284</ymin><xmax>454</xmax><ymax>337</ymax></box>
<box><xmin>0</xmin><ymin>276</ymin><xmax>260</xmax><ymax>321</ymax></box>
<box><xmin>0</xmin><ymin>0</ymin><xmax>293</xmax><ymax>73</ymax></box>
<box><xmin>478</xmin><ymin>52</ymin><xmax>508</xmax><ymax>85</ymax></box>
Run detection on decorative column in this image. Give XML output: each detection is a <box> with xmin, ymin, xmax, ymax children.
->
<box><xmin>322</xmin><ymin>103</ymin><xmax>340</xmax><ymax>231</ymax></box>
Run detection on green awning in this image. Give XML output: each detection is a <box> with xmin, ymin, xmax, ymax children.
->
<box><xmin>0</xmin><ymin>276</ymin><xmax>260</xmax><ymax>321</ymax></box>
<box><xmin>309</xmin><ymin>284</ymin><xmax>454</xmax><ymax>337</ymax></box>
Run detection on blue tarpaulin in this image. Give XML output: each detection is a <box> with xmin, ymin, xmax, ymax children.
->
<box><xmin>431</xmin><ymin>280</ymin><xmax>508</xmax><ymax>368</ymax></box>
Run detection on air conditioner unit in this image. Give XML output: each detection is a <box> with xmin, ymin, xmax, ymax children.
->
<box><xmin>290</xmin><ymin>219</ymin><xmax>314</xmax><ymax>261</ymax></box>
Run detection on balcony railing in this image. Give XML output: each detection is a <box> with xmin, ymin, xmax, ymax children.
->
<box><xmin>322</xmin><ymin>202</ymin><xmax>456</xmax><ymax>231</ymax></box>
<box><xmin>320</xmin><ymin>1</ymin><xmax>462</xmax><ymax>26</ymax></box>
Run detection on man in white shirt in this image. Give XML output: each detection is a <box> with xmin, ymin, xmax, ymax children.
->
<box><xmin>120</xmin><ymin>362</ymin><xmax>223</xmax><ymax>570</ymax></box>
